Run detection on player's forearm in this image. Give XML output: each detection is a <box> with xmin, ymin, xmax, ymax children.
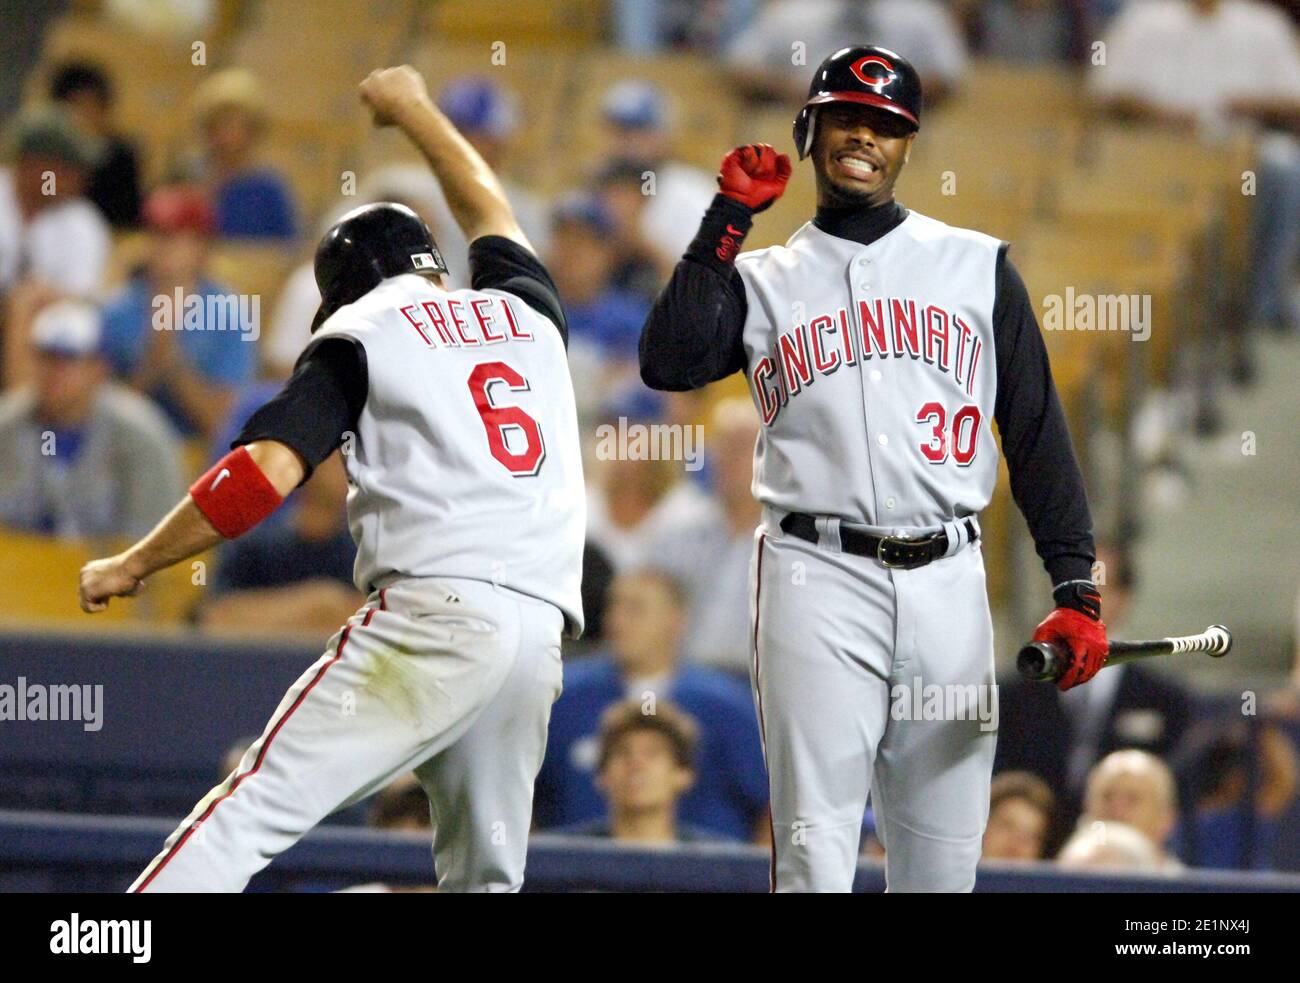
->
<box><xmin>393</xmin><ymin>98</ymin><xmax>523</xmax><ymax>244</ymax></box>
<box><xmin>121</xmin><ymin>497</ymin><xmax>222</xmax><ymax>581</ymax></box>
<box><xmin>124</xmin><ymin>440</ymin><xmax>305</xmax><ymax>580</ymax></box>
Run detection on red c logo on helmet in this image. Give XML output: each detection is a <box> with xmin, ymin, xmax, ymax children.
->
<box><xmin>850</xmin><ymin>55</ymin><xmax>896</xmax><ymax>88</ymax></box>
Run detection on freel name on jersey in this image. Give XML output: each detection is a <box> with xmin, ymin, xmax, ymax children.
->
<box><xmin>751</xmin><ymin>296</ymin><xmax>984</xmax><ymax>426</ymax></box>
<box><xmin>396</xmin><ymin>294</ymin><xmax>533</xmax><ymax>349</ymax></box>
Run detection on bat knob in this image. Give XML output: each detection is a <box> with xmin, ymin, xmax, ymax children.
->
<box><xmin>1017</xmin><ymin>640</ymin><xmax>1065</xmax><ymax>682</ymax></box>
<box><xmin>1207</xmin><ymin>624</ymin><xmax>1233</xmax><ymax>657</ymax></box>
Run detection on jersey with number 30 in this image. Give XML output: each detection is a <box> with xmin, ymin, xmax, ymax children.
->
<box><xmin>314</xmin><ymin>272</ymin><xmax>585</xmax><ymax>635</ymax></box>
<box><xmin>736</xmin><ymin>212</ymin><xmax>1000</xmax><ymax>529</ymax></box>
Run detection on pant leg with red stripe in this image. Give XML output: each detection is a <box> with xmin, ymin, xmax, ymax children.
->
<box><xmin>130</xmin><ymin>580</ymin><xmax>562</xmax><ymax>892</ymax></box>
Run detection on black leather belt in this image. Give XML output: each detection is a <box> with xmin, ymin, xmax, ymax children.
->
<box><xmin>779</xmin><ymin>512</ymin><xmax>978</xmax><ymax>570</ymax></box>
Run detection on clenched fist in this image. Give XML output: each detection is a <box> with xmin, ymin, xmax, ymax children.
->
<box><xmin>79</xmin><ymin>553</ymin><xmax>145</xmax><ymax>613</ymax></box>
<box><xmin>359</xmin><ymin>65</ymin><xmax>432</xmax><ymax>128</ymax></box>
<box><xmin>718</xmin><ymin>143</ymin><xmax>792</xmax><ymax>213</ymax></box>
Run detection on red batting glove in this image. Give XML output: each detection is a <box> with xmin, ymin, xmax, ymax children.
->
<box><xmin>718</xmin><ymin>143</ymin><xmax>792</xmax><ymax>213</ymax></box>
<box><xmin>1034</xmin><ymin>607</ymin><xmax>1109</xmax><ymax>692</ymax></box>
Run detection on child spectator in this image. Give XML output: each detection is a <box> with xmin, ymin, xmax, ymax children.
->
<box><xmin>534</xmin><ymin>569</ymin><xmax>768</xmax><ymax>841</ymax></box>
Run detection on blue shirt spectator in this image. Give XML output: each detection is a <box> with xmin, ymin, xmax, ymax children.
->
<box><xmin>536</xmin><ymin>656</ymin><xmax>767</xmax><ymax>840</ymax></box>
<box><xmin>101</xmin><ymin>274</ymin><xmax>258</xmax><ymax>437</ymax></box>
<box><xmin>214</xmin><ymin>169</ymin><xmax>297</xmax><ymax>239</ymax></box>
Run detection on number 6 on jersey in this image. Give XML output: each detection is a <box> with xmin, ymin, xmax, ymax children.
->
<box><xmin>468</xmin><ymin>360</ymin><xmax>546</xmax><ymax>476</ymax></box>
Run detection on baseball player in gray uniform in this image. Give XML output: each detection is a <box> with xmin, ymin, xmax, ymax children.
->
<box><xmin>78</xmin><ymin>66</ymin><xmax>585</xmax><ymax>893</ymax></box>
<box><xmin>640</xmin><ymin>46</ymin><xmax>1109</xmax><ymax>892</ymax></box>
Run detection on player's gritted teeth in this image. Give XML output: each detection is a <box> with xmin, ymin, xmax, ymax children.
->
<box><xmin>833</xmin><ymin>151</ymin><xmax>885</xmax><ymax>183</ymax></box>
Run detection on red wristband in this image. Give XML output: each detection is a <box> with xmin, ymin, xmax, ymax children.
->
<box><xmin>189</xmin><ymin>446</ymin><xmax>284</xmax><ymax>538</ymax></box>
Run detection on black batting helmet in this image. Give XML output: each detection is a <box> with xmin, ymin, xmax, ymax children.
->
<box><xmin>310</xmin><ymin>202</ymin><xmax>448</xmax><ymax>333</ymax></box>
<box><xmin>793</xmin><ymin>45</ymin><xmax>922</xmax><ymax>160</ymax></box>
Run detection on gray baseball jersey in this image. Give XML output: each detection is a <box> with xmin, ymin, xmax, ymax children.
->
<box><xmin>314</xmin><ymin>273</ymin><xmax>586</xmax><ymax>636</ymax></box>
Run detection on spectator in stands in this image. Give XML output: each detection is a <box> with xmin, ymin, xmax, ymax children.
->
<box><xmin>585</xmin><ymin>433</ymin><xmax>710</xmax><ymax>571</ymax></box>
<box><xmin>1056</xmin><ymin>819</ymin><xmax>1164</xmax><ymax>872</ymax></box>
<box><xmin>533</xmin><ymin>569</ymin><xmax>768</xmax><ymax>841</ymax></box>
<box><xmin>0</xmin><ymin>300</ymin><xmax>183</xmax><ymax>539</ymax></box>
<box><xmin>597</xmin><ymin>81</ymin><xmax>718</xmax><ymax>262</ymax></box>
<box><xmin>644</xmin><ymin>397</ymin><xmax>761</xmax><ymax>677</ymax></box>
<box><xmin>994</xmin><ymin>542</ymin><xmax>1193</xmax><ymax>851</ymax></box>
<box><xmin>556</xmin><ymin>699</ymin><xmax>721</xmax><ymax>843</ymax></box>
<box><xmin>611</xmin><ymin>0</ymin><xmax>761</xmax><ymax>53</ymax></box>
<box><xmin>434</xmin><ymin>77</ymin><xmax>550</xmax><ymax>267</ymax></box>
<box><xmin>724</xmin><ymin>0</ymin><xmax>968</xmax><ymax>106</ymax></box>
<box><xmin>1080</xmin><ymin>750</ymin><xmax>1183</xmax><ymax>870</ymax></box>
<box><xmin>100</xmin><ymin>185</ymin><xmax>258</xmax><ymax>442</ymax></box>
<box><xmin>594</xmin><ymin>158</ymin><xmax>674</xmax><ymax>302</ymax></box>
<box><xmin>1173</xmin><ymin>719</ymin><xmax>1299</xmax><ymax>869</ymax></box>
<box><xmin>197</xmin><ymin>452</ymin><xmax>360</xmax><ymax>640</ymax></box>
<box><xmin>183</xmin><ymin>68</ymin><xmax>297</xmax><ymax>240</ymax></box>
<box><xmin>1089</xmin><ymin>0</ymin><xmax>1300</xmax><ymax>367</ymax></box>
<box><xmin>0</xmin><ymin>107</ymin><xmax>110</xmax><ymax>384</ymax></box>
<box><xmin>369</xmin><ymin>772</ymin><xmax>432</xmax><ymax>832</ymax></box>
<box><xmin>49</xmin><ymin>60</ymin><xmax>142</xmax><ymax>228</ymax></box>
<box><xmin>971</xmin><ymin>0</ymin><xmax>1073</xmax><ymax>62</ymax></box>
<box><xmin>981</xmin><ymin>771</ymin><xmax>1057</xmax><ymax>862</ymax></box>
<box><xmin>546</xmin><ymin>192</ymin><xmax>650</xmax><ymax>415</ymax></box>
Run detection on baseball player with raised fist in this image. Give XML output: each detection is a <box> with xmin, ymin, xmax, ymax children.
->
<box><xmin>640</xmin><ymin>45</ymin><xmax>1105</xmax><ymax>892</ymax></box>
<box><xmin>79</xmin><ymin>65</ymin><xmax>585</xmax><ymax>892</ymax></box>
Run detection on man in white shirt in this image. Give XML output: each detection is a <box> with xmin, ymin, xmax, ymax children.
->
<box><xmin>1089</xmin><ymin>0</ymin><xmax>1300</xmax><ymax>341</ymax></box>
<box><xmin>0</xmin><ymin>109</ymin><xmax>110</xmax><ymax>293</ymax></box>
<box><xmin>0</xmin><ymin>108</ymin><xmax>111</xmax><ymax>385</ymax></box>
<box><xmin>725</xmin><ymin>0</ymin><xmax>968</xmax><ymax>105</ymax></box>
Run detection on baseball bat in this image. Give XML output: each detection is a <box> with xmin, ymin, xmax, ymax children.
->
<box><xmin>1017</xmin><ymin>624</ymin><xmax>1232</xmax><ymax>683</ymax></box>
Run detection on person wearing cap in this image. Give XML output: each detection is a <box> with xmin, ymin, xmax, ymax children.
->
<box><xmin>49</xmin><ymin>60</ymin><xmax>144</xmax><ymax>229</ymax></box>
<box><xmin>598</xmin><ymin>79</ymin><xmax>717</xmax><ymax>262</ymax></box>
<box><xmin>419</xmin><ymin>77</ymin><xmax>551</xmax><ymax>287</ymax></box>
<box><xmin>0</xmin><ymin>106</ymin><xmax>111</xmax><ymax>298</ymax></box>
<box><xmin>0</xmin><ymin>300</ymin><xmax>183</xmax><ymax>540</ymax></box>
<box><xmin>100</xmin><ymin>185</ymin><xmax>257</xmax><ymax>441</ymax></box>
<box><xmin>181</xmin><ymin>68</ymin><xmax>297</xmax><ymax>240</ymax></box>
<box><xmin>545</xmin><ymin>191</ymin><xmax>650</xmax><ymax>417</ymax></box>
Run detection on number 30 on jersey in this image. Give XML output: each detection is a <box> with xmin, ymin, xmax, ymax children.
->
<box><xmin>915</xmin><ymin>401</ymin><xmax>981</xmax><ymax>467</ymax></box>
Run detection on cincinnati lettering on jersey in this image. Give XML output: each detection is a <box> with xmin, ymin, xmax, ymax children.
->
<box><xmin>396</xmin><ymin>295</ymin><xmax>534</xmax><ymax>349</ymax></box>
<box><xmin>749</xmin><ymin>297</ymin><xmax>983</xmax><ymax>425</ymax></box>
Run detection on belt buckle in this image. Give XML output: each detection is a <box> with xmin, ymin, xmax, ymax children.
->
<box><xmin>876</xmin><ymin>534</ymin><xmax>925</xmax><ymax>570</ymax></box>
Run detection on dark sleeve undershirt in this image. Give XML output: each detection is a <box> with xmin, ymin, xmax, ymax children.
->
<box><xmin>639</xmin><ymin>194</ymin><xmax>751</xmax><ymax>390</ymax></box>
<box><xmin>231</xmin><ymin>337</ymin><xmax>368</xmax><ymax>483</ymax></box>
<box><xmin>468</xmin><ymin>234</ymin><xmax>568</xmax><ymax>347</ymax></box>
<box><xmin>992</xmin><ymin>247</ymin><xmax>1096</xmax><ymax>584</ymax></box>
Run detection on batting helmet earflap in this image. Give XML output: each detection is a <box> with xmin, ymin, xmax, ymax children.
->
<box><xmin>310</xmin><ymin>202</ymin><xmax>448</xmax><ymax>333</ymax></box>
<box><xmin>793</xmin><ymin>45</ymin><xmax>922</xmax><ymax>160</ymax></box>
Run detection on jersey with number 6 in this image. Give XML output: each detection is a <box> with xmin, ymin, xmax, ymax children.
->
<box><xmin>313</xmin><ymin>271</ymin><xmax>585</xmax><ymax>635</ymax></box>
<box><xmin>737</xmin><ymin>213</ymin><xmax>999</xmax><ymax>529</ymax></box>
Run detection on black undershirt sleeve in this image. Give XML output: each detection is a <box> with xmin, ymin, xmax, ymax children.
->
<box><xmin>231</xmin><ymin>337</ymin><xmax>368</xmax><ymax>483</ymax></box>
<box><xmin>639</xmin><ymin>194</ymin><xmax>751</xmax><ymax>391</ymax></box>
<box><xmin>992</xmin><ymin>247</ymin><xmax>1096</xmax><ymax>585</ymax></box>
<box><xmin>468</xmin><ymin>235</ymin><xmax>568</xmax><ymax>346</ymax></box>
